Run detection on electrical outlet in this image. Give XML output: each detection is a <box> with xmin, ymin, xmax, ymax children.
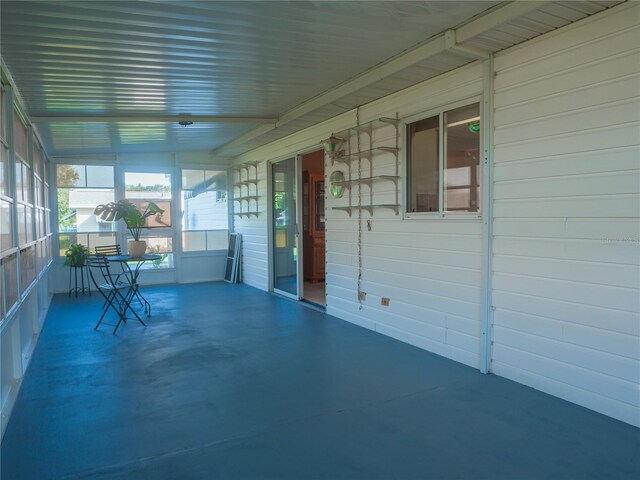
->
<box><xmin>358</xmin><ymin>291</ymin><xmax>366</xmax><ymax>301</ymax></box>
<box><xmin>381</xmin><ymin>297</ymin><xmax>390</xmax><ymax>306</ymax></box>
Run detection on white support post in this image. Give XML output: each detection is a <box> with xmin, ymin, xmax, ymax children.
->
<box><xmin>480</xmin><ymin>55</ymin><xmax>495</xmax><ymax>374</ymax></box>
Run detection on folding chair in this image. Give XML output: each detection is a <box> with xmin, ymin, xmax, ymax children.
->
<box><xmin>86</xmin><ymin>256</ymin><xmax>146</xmax><ymax>334</ymax></box>
<box><xmin>93</xmin><ymin>244</ymin><xmax>138</xmax><ymax>308</ymax></box>
<box><xmin>94</xmin><ymin>244</ymin><xmax>127</xmax><ymax>280</ymax></box>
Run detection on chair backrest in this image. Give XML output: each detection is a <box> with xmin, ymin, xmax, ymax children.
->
<box><xmin>94</xmin><ymin>244</ymin><xmax>121</xmax><ymax>256</ymax></box>
<box><xmin>86</xmin><ymin>255</ymin><xmax>119</xmax><ymax>288</ymax></box>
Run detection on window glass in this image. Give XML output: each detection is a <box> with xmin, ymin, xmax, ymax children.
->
<box><xmin>138</xmin><ymin>236</ymin><xmax>173</xmax><ymax>269</ymax></box>
<box><xmin>45</xmin><ymin>207</ymin><xmax>51</xmax><ymax>235</ymax></box>
<box><xmin>36</xmin><ymin>239</ymin><xmax>45</xmax><ymax>273</ymax></box>
<box><xmin>35</xmin><ymin>178</ymin><xmax>43</xmax><ymax>208</ymax></box>
<box><xmin>407</xmin><ymin>115</ymin><xmax>439</xmax><ymax>213</ymax></box>
<box><xmin>58</xmin><ymin>233</ymin><xmax>77</xmax><ymax>256</ymax></box>
<box><xmin>181</xmin><ymin>190</ymin><xmax>227</xmax><ymax>231</ymax></box>
<box><xmin>444</xmin><ymin>103</ymin><xmax>480</xmax><ymax>212</ymax></box>
<box><xmin>57</xmin><ymin>164</ymin><xmax>86</xmax><ymax>188</ymax></box>
<box><xmin>13</xmin><ymin>110</ymin><xmax>28</xmax><ymax>161</ymax></box>
<box><xmin>182</xmin><ymin>169</ymin><xmax>224</xmax><ymax>191</ymax></box>
<box><xmin>205</xmin><ymin>230</ymin><xmax>228</xmax><ymax>250</ymax></box>
<box><xmin>34</xmin><ymin>209</ymin><xmax>41</xmax><ymax>240</ymax></box>
<box><xmin>86</xmin><ymin>165</ymin><xmax>115</xmax><ymax>188</ymax></box>
<box><xmin>45</xmin><ymin>235</ymin><xmax>52</xmax><ymax>262</ymax></box>
<box><xmin>182</xmin><ymin>230</ymin><xmax>228</xmax><ymax>252</ymax></box>
<box><xmin>14</xmin><ymin>162</ymin><xmax>23</xmax><ymax>202</ymax></box>
<box><xmin>0</xmin><ymin>199</ymin><xmax>12</xmax><ymax>252</ymax></box>
<box><xmin>22</xmin><ymin>163</ymin><xmax>33</xmax><ymax>204</ymax></box>
<box><xmin>2</xmin><ymin>253</ymin><xmax>19</xmax><ymax>314</ymax></box>
<box><xmin>56</xmin><ymin>164</ymin><xmax>115</xmax><ymax>234</ymax></box>
<box><xmin>20</xmin><ymin>245</ymin><xmax>36</xmax><ymax>293</ymax></box>
<box><xmin>33</xmin><ymin>142</ymin><xmax>43</xmax><ymax>178</ymax></box>
<box><xmin>0</xmin><ymin>86</ymin><xmax>4</xmax><ymax>141</ymax></box>
<box><xmin>406</xmin><ymin>102</ymin><xmax>480</xmax><ymax>215</ymax></box>
<box><xmin>0</xmin><ymin>146</ymin><xmax>8</xmax><ymax>197</ymax></box>
<box><xmin>25</xmin><ymin>206</ymin><xmax>34</xmax><ymax>244</ymax></box>
<box><xmin>182</xmin><ymin>231</ymin><xmax>206</xmax><ymax>252</ymax></box>
<box><xmin>58</xmin><ymin>232</ymin><xmax>117</xmax><ymax>256</ymax></box>
<box><xmin>181</xmin><ymin>169</ymin><xmax>228</xmax><ymax>252</ymax></box>
<box><xmin>125</xmin><ymin>172</ymin><xmax>172</xmax><ymax>228</ymax></box>
<box><xmin>57</xmin><ymin>188</ymin><xmax>115</xmax><ymax>233</ymax></box>
<box><xmin>16</xmin><ymin>203</ymin><xmax>26</xmax><ymax>245</ymax></box>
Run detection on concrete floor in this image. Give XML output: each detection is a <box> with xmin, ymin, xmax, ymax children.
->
<box><xmin>2</xmin><ymin>282</ymin><xmax>639</xmax><ymax>480</ymax></box>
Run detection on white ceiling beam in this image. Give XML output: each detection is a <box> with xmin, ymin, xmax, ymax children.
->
<box><xmin>213</xmin><ymin>1</ymin><xmax>550</xmax><ymax>156</ymax></box>
<box><xmin>212</xmin><ymin>124</ymin><xmax>277</xmax><ymax>154</ymax></box>
<box><xmin>29</xmin><ymin>115</ymin><xmax>278</xmax><ymax>124</ymax></box>
<box><xmin>456</xmin><ymin>1</ymin><xmax>551</xmax><ymax>43</ymax></box>
<box><xmin>214</xmin><ymin>37</ymin><xmax>446</xmax><ymax>156</ymax></box>
<box><xmin>444</xmin><ymin>30</ymin><xmax>490</xmax><ymax>60</ymax></box>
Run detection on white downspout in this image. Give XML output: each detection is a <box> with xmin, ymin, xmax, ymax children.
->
<box><xmin>480</xmin><ymin>55</ymin><xmax>495</xmax><ymax>374</ymax></box>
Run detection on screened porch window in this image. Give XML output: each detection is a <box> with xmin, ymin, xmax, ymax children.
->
<box><xmin>181</xmin><ymin>169</ymin><xmax>228</xmax><ymax>252</ymax></box>
<box><xmin>56</xmin><ymin>164</ymin><xmax>116</xmax><ymax>255</ymax></box>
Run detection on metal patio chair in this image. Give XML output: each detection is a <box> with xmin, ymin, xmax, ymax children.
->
<box><xmin>94</xmin><ymin>244</ymin><xmax>128</xmax><ymax>279</ymax></box>
<box><xmin>86</xmin><ymin>255</ymin><xmax>145</xmax><ymax>334</ymax></box>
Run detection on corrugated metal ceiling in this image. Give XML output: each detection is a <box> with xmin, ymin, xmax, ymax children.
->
<box><xmin>0</xmin><ymin>1</ymin><xmax>623</xmax><ymax>158</ymax></box>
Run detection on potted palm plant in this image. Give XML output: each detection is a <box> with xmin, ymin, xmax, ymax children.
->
<box><xmin>93</xmin><ymin>200</ymin><xmax>165</xmax><ymax>257</ymax></box>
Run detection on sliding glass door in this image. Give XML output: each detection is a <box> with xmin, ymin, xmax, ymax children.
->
<box><xmin>271</xmin><ymin>157</ymin><xmax>301</xmax><ymax>298</ymax></box>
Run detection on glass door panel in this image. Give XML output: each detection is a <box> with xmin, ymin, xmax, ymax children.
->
<box><xmin>272</xmin><ymin>158</ymin><xmax>299</xmax><ymax>297</ymax></box>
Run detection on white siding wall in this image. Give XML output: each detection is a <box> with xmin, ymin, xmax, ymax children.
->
<box><xmin>233</xmin><ymin>161</ymin><xmax>270</xmax><ymax>291</ymax></box>
<box><xmin>491</xmin><ymin>3</ymin><xmax>640</xmax><ymax>426</ymax></box>
<box><xmin>232</xmin><ymin>2</ymin><xmax>639</xmax><ymax>426</ymax></box>
<box><xmin>234</xmin><ymin>63</ymin><xmax>485</xmax><ymax>369</ymax></box>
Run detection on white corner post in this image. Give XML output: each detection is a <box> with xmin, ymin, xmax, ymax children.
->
<box><xmin>480</xmin><ymin>55</ymin><xmax>495</xmax><ymax>374</ymax></box>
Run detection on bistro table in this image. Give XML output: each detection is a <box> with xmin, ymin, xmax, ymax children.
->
<box><xmin>106</xmin><ymin>254</ymin><xmax>161</xmax><ymax>315</ymax></box>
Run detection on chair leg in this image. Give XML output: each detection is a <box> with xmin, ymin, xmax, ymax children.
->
<box><xmin>94</xmin><ymin>304</ymin><xmax>109</xmax><ymax>330</ymax></box>
<box><xmin>94</xmin><ymin>288</ymin><xmax>114</xmax><ymax>330</ymax></box>
<box><xmin>116</xmin><ymin>288</ymin><xmax>145</xmax><ymax>326</ymax></box>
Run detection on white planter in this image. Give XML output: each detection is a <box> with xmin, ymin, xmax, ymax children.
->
<box><xmin>128</xmin><ymin>240</ymin><xmax>147</xmax><ymax>258</ymax></box>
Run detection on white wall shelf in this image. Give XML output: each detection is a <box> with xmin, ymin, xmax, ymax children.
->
<box><xmin>233</xmin><ymin>161</ymin><xmax>259</xmax><ymax>218</ymax></box>
<box><xmin>331</xmin><ymin>115</ymin><xmax>400</xmax><ymax>216</ymax></box>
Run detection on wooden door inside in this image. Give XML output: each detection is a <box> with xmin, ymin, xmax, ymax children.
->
<box><xmin>301</xmin><ymin>150</ymin><xmax>326</xmax><ymax>306</ymax></box>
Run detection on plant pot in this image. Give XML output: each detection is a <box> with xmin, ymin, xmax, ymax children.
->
<box><xmin>128</xmin><ymin>240</ymin><xmax>147</xmax><ymax>258</ymax></box>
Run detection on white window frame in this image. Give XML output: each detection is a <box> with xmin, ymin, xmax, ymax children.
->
<box><xmin>403</xmin><ymin>95</ymin><xmax>483</xmax><ymax>221</ymax></box>
<box><xmin>119</xmin><ymin>166</ymin><xmax>176</xmax><ymax>271</ymax></box>
<box><xmin>179</xmin><ymin>167</ymin><xmax>230</xmax><ymax>255</ymax></box>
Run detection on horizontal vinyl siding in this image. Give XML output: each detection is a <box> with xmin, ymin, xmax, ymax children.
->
<box><xmin>325</xmin><ymin>65</ymin><xmax>484</xmax><ymax>369</ymax></box>
<box><xmin>234</xmin><ymin>63</ymin><xmax>484</xmax><ymax>369</ymax></box>
<box><xmin>233</xmin><ymin>161</ymin><xmax>269</xmax><ymax>291</ymax></box>
<box><xmin>492</xmin><ymin>3</ymin><xmax>640</xmax><ymax>426</ymax></box>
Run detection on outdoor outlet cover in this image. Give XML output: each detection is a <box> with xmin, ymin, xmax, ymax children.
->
<box><xmin>381</xmin><ymin>297</ymin><xmax>390</xmax><ymax>306</ymax></box>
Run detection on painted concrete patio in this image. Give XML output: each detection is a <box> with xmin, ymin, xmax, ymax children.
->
<box><xmin>2</xmin><ymin>282</ymin><xmax>638</xmax><ymax>479</ymax></box>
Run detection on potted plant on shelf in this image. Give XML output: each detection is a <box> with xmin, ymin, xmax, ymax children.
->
<box><xmin>64</xmin><ymin>243</ymin><xmax>90</xmax><ymax>267</ymax></box>
<box><xmin>93</xmin><ymin>200</ymin><xmax>165</xmax><ymax>258</ymax></box>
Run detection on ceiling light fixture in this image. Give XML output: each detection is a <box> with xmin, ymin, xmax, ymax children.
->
<box><xmin>178</xmin><ymin>120</ymin><xmax>193</xmax><ymax>127</ymax></box>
